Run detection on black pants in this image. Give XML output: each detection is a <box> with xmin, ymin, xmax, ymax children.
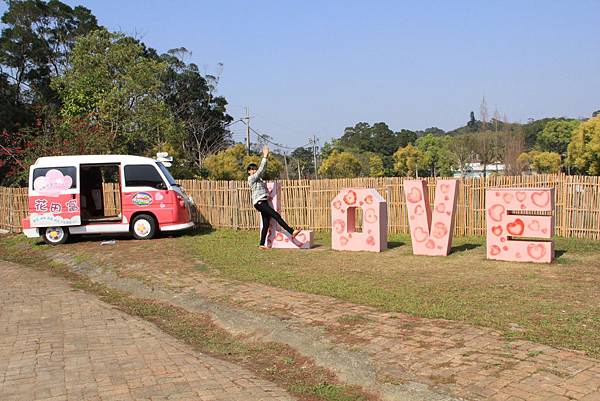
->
<box><xmin>254</xmin><ymin>200</ymin><xmax>294</xmax><ymax>245</ymax></box>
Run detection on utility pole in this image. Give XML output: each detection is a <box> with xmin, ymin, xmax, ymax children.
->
<box><xmin>244</xmin><ymin>107</ymin><xmax>251</xmax><ymax>155</ymax></box>
<box><xmin>297</xmin><ymin>160</ymin><xmax>301</xmax><ymax>179</ymax></box>
<box><xmin>309</xmin><ymin>135</ymin><xmax>319</xmax><ymax>179</ymax></box>
<box><xmin>283</xmin><ymin>152</ymin><xmax>289</xmax><ymax>180</ymax></box>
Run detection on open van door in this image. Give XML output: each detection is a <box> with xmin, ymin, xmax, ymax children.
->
<box><xmin>29</xmin><ymin>166</ymin><xmax>81</xmax><ymax>228</ymax></box>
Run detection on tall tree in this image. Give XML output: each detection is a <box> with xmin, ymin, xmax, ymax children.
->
<box><xmin>291</xmin><ymin>146</ymin><xmax>314</xmax><ymax>178</ymax></box>
<box><xmin>536</xmin><ymin>119</ymin><xmax>580</xmax><ymax>156</ymax></box>
<box><xmin>203</xmin><ymin>144</ymin><xmax>282</xmax><ymax>180</ymax></box>
<box><xmin>415</xmin><ymin>134</ymin><xmax>455</xmax><ymax>177</ymax></box>
<box><xmin>0</xmin><ymin>71</ymin><xmax>29</xmax><ymax>131</ymax></box>
<box><xmin>369</xmin><ymin>154</ymin><xmax>384</xmax><ymax>177</ymax></box>
<box><xmin>393</xmin><ymin>144</ymin><xmax>426</xmax><ymax>177</ymax></box>
<box><xmin>397</xmin><ymin>129</ymin><xmax>417</xmax><ymax>147</ymax></box>
<box><xmin>567</xmin><ymin>116</ymin><xmax>600</xmax><ymax>175</ymax></box>
<box><xmin>52</xmin><ymin>28</ymin><xmax>178</xmax><ymax>154</ymax></box>
<box><xmin>521</xmin><ymin>118</ymin><xmax>555</xmax><ymax>150</ymax></box>
<box><xmin>448</xmin><ymin>133</ymin><xmax>475</xmax><ymax>177</ymax></box>
<box><xmin>338</xmin><ymin>122</ymin><xmax>405</xmax><ymax>156</ymax></box>
<box><xmin>480</xmin><ymin>96</ymin><xmax>488</xmax><ymax>130</ymax></box>
<box><xmin>502</xmin><ymin>125</ymin><xmax>526</xmax><ymax>175</ymax></box>
<box><xmin>416</xmin><ymin>127</ymin><xmax>445</xmax><ymax>137</ymax></box>
<box><xmin>466</xmin><ymin>111</ymin><xmax>477</xmax><ymax>132</ymax></box>
<box><xmin>319</xmin><ymin>150</ymin><xmax>362</xmax><ymax>178</ymax></box>
<box><xmin>518</xmin><ymin>151</ymin><xmax>561</xmax><ymax>174</ymax></box>
<box><xmin>334</xmin><ymin>122</ymin><xmax>416</xmax><ymax>174</ymax></box>
<box><xmin>0</xmin><ymin>0</ymin><xmax>99</xmax><ymax>104</ymax></box>
<box><xmin>0</xmin><ymin>0</ymin><xmax>100</xmax><ymax>184</ymax></box>
<box><xmin>472</xmin><ymin>131</ymin><xmax>499</xmax><ymax>177</ymax></box>
<box><xmin>159</xmin><ymin>48</ymin><xmax>232</xmax><ymax>172</ymax></box>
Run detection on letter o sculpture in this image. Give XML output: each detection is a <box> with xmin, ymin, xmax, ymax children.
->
<box><xmin>331</xmin><ymin>188</ymin><xmax>387</xmax><ymax>252</ymax></box>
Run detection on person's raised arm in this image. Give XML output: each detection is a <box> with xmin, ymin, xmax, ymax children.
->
<box><xmin>248</xmin><ymin>145</ymin><xmax>269</xmax><ymax>183</ymax></box>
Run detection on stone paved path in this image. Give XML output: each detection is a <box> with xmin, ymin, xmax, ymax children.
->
<box><xmin>77</xmin><ymin>240</ymin><xmax>600</xmax><ymax>401</ymax></box>
<box><xmin>0</xmin><ymin>261</ymin><xmax>294</xmax><ymax>401</ymax></box>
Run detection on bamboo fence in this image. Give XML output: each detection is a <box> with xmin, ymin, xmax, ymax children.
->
<box><xmin>0</xmin><ymin>187</ymin><xmax>28</xmax><ymax>233</ymax></box>
<box><xmin>2</xmin><ymin>174</ymin><xmax>600</xmax><ymax>240</ymax></box>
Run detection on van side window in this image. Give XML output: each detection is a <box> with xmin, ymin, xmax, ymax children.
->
<box><xmin>32</xmin><ymin>167</ymin><xmax>77</xmax><ymax>190</ymax></box>
<box><xmin>124</xmin><ymin>165</ymin><xmax>165</xmax><ymax>188</ymax></box>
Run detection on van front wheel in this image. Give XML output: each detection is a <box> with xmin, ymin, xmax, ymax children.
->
<box><xmin>43</xmin><ymin>226</ymin><xmax>69</xmax><ymax>245</ymax></box>
<box><xmin>131</xmin><ymin>214</ymin><xmax>156</xmax><ymax>240</ymax></box>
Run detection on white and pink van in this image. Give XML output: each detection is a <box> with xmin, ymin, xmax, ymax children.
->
<box><xmin>22</xmin><ymin>155</ymin><xmax>194</xmax><ymax>244</ymax></box>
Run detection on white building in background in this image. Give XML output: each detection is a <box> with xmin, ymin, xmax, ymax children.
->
<box><xmin>453</xmin><ymin>162</ymin><xmax>505</xmax><ymax>178</ymax></box>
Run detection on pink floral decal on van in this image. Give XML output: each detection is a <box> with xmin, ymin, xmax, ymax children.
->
<box><xmin>33</xmin><ymin>169</ymin><xmax>73</xmax><ymax>197</ymax></box>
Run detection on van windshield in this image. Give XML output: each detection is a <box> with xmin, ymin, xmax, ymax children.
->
<box><xmin>157</xmin><ymin>162</ymin><xmax>178</xmax><ymax>186</ymax></box>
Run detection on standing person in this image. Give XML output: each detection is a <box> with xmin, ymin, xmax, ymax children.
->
<box><xmin>248</xmin><ymin>145</ymin><xmax>300</xmax><ymax>249</ymax></box>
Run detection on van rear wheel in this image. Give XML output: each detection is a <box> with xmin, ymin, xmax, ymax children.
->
<box><xmin>43</xmin><ymin>226</ymin><xmax>69</xmax><ymax>245</ymax></box>
<box><xmin>131</xmin><ymin>214</ymin><xmax>156</xmax><ymax>240</ymax></box>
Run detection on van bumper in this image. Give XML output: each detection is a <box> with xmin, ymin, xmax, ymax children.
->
<box><xmin>23</xmin><ymin>228</ymin><xmax>40</xmax><ymax>238</ymax></box>
<box><xmin>160</xmin><ymin>222</ymin><xmax>195</xmax><ymax>232</ymax></box>
<box><xmin>22</xmin><ymin>218</ymin><xmax>40</xmax><ymax>238</ymax></box>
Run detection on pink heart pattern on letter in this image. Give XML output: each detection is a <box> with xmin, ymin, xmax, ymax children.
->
<box><xmin>488</xmin><ymin>204</ymin><xmax>505</xmax><ymax>222</ymax></box>
<box><xmin>413</xmin><ymin>227</ymin><xmax>428</xmax><ymax>242</ymax></box>
<box><xmin>432</xmin><ymin>222</ymin><xmax>448</xmax><ymax>239</ymax></box>
<box><xmin>491</xmin><ymin>225</ymin><xmax>503</xmax><ymax>236</ymax></box>
<box><xmin>531</xmin><ymin>191</ymin><xmax>550</xmax><ymax>207</ymax></box>
<box><xmin>364</xmin><ymin>208</ymin><xmax>378</xmax><ymax>224</ymax></box>
<box><xmin>490</xmin><ymin>245</ymin><xmax>501</xmax><ymax>256</ymax></box>
<box><xmin>406</xmin><ymin>187</ymin><xmax>422</xmax><ymax>203</ymax></box>
<box><xmin>527</xmin><ymin>243</ymin><xmax>546</xmax><ymax>260</ymax></box>
<box><xmin>343</xmin><ymin>190</ymin><xmax>357</xmax><ymax>205</ymax></box>
<box><xmin>528</xmin><ymin>220</ymin><xmax>540</xmax><ymax>232</ymax></box>
<box><xmin>333</xmin><ymin>219</ymin><xmax>346</xmax><ymax>234</ymax></box>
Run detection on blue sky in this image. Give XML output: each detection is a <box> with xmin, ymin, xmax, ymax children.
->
<box><xmin>2</xmin><ymin>1</ymin><xmax>599</xmax><ymax>149</ymax></box>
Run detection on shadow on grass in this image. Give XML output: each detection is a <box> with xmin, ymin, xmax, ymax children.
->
<box><xmin>66</xmin><ymin>233</ymin><xmax>134</xmax><ymax>244</ymax></box>
<box><xmin>178</xmin><ymin>225</ymin><xmax>214</xmax><ymax>237</ymax></box>
<box><xmin>59</xmin><ymin>224</ymin><xmax>213</xmax><ymax>245</ymax></box>
<box><xmin>555</xmin><ymin>249</ymin><xmax>567</xmax><ymax>258</ymax></box>
<box><xmin>388</xmin><ymin>241</ymin><xmax>405</xmax><ymax>249</ymax></box>
<box><xmin>450</xmin><ymin>243</ymin><xmax>481</xmax><ymax>254</ymax></box>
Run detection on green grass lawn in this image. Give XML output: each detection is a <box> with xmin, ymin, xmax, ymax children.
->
<box><xmin>178</xmin><ymin>229</ymin><xmax>600</xmax><ymax>357</ymax></box>
<box><xmin>2</xmin><ymin>229</ymin><xmax>600</xmax><ymax>358</ymax></box>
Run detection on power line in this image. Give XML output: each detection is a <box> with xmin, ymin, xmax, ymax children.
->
<box><xmin>223</xmin><ymin>118</ymin><xmax>244</xmax><ymax>128</ymax></box>
<box><xmin>239</xmin><ymin>119</ymin><xmax>311</xmax><ymax>151</ymax></box>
